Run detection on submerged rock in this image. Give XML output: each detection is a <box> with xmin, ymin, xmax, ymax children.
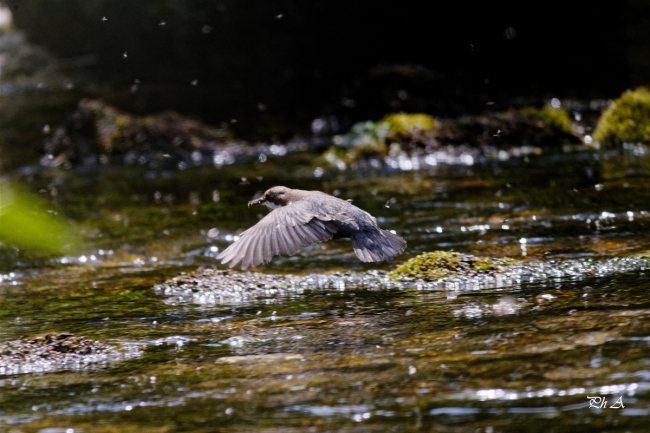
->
<box><xmin>593</xmin><ymin>87</ymin><xmax>650</xmax><ymax>147</ymax></box>
<box><xmin>389</xmin><ymin>251</ymin><xmax>515</xmax><ymax>282</ymax></box>
<box><xmin>0</xmin><ymin>333</ymin><xmax>142</xmax><ymax>375</ymax></box>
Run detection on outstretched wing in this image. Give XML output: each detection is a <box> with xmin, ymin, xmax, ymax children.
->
<box><xmin>216</xmin><ymin>201</ymin><xmax>339</xmax><ymax>269</ymax></box>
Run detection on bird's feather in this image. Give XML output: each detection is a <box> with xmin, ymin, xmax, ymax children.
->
<box><xmin>352</xmin><ymin>229</ymin><xmax>406</xmax><ymax>262</ymax></box>
<box><xmin>217</xmin><ymin>201</ymin><xmax>338</xmax><ymax>269</ymax></box>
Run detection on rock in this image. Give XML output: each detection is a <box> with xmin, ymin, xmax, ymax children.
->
<box><xmin>593</xmin><ymin>87</ymin><xmax>650</xmax><ymax>147</ymax></box>
<box><xmin>0</xmin><ymin>333</ymin><xmax>142</xmax><ymax>375</ymax></box>
<box><xmin>42</xmin><ymin>99</ymin><xmax>236</xmax><ymax>169</ymax></box>
<box><xmin>436</xmin><ymin>106</ymin><xmax>578</xmax><ymax>147</ymax></box>
<box><xmin>154</xmin><ymin>268</ymin><xmax>399</xmax><ymax>306</ymax></box>
<box><xmin>389</xmin><ymin>251</ymin><xmax>515</xmax><ymax>282</ymax></box>
<box><xmin>323</xmin><ymin>107</ymin><xmax>580</xmax><ymax>167</ymax></box>
<box><xmin>326</xmin><ymin>113</ymin><xmax>438</xmax><ymax>165</ymax></box>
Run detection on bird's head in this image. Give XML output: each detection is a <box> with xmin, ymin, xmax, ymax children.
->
<box><xmin>248</xmin><ymin>186</ymin><xmax>293</xmax><ymax>209</ymax></box>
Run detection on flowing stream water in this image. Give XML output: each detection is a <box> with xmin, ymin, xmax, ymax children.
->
<box><xmin>2</xmin><ymin>105</ymin><xmax>650</xmax><ymax>432</ymax></box>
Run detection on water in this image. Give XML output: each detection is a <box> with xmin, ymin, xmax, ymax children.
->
<box><xmin>2</xmin><ymin>102</ymin><xmax>650</xmax><ymax>431</ymax></box>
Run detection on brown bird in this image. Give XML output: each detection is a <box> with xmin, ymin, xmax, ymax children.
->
<box><xmin>216</xmin><ymin>186</ymin><xmax>406</xmax><ymax>269</ymax></box>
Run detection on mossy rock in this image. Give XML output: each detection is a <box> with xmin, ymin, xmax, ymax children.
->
<box><xmin>389</xmin><ymin>251</ymin><xmax>515</xmax><ymax>281</ymax></box>
<box><xmin>520</xmin><ymin>106</ymin><xmax>574</xmax><ymax>135</ymax></box>
<box><xmin>593</xmin><ymin>87</ymin><xmax>650</xmax><ymax>147</ymax></box>
<box><xmin>436</xmin><ymin>106</ymin><xmax>578</xmax><ymax>148</ymax></box>
<box><xmin>323</xmin><ymin>106</ymin><xmax>580</xmax><ymax>167</ymax></box>
<box><xmin>331</xmin><ymin>120</ymin><xmax>391</xmax><ymax>151</ymax></box>
<box><xmin>381</xmin><ymin>113</ymin><xmax>437</xmax><ymax>141</ymax></box>
<box><xmin>42</xmin><ymin>99</ymin><xmax>233</xmax><ymax>168</ymax></box>
<box><xmin>325</xmin><ymin>113</ymin><xmax>438</xmax><ymax>165</ymax></box>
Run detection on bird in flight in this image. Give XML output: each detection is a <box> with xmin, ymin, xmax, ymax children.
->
<box><xmin>217</xmin><ymin>186</ymin><xmax>406</xmax><ymax>269</ymax></box>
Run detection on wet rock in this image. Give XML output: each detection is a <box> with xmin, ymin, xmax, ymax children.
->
<box><xmin>42</xmin><ymin>99</ymin><xmax>313</xmax><ymax>169</ymax></box>
<box><xmin>41</xmin><ymin>99</ymin><xmax>236</xmax><ymax>169</ymax></box>
<box><xmin>154</xmin><ymin>268</ymin><xmax>398</xmax><ymax>306</ymax></box>
<box><xmin>389</xmin><ymin>251</ymin><xmax>515</xmax><ymax>282</ymax></box>
<box><xmin>390</xmin><ymin>255</ymin><xmax>650</xmax><ymax>288</ymax></box>
<box><xmin>325</xmin><ymin>113</ymin><xmax>438</xmax><ymax>166</ymax></box>
<box><xmin>593</xmin><ymin>87</ymin><xmax>650</xmax><ymax>147</ymax></box>
<box><xmin>323</xmin><ymin>107</ymin><xmax>580</xmax><ymax>168</ymax></box>
<box><xmin>0</xmin><ymin>333</ymin><xmax>142</xmax><ymax>375</ymax></box>
<box><xmin>156</xmin><ymin>257</ymin><xmax>650</xmax><ymax>306</ymax></box>
<box><xmin>154</xmin><ymin>269</ymin><xmax>307</xmax><ymax>305</ymax></box>
<box><xmin>436</xmin><ymin>106</ymin><xmax>578</xmax><ymax>147</ymax></box>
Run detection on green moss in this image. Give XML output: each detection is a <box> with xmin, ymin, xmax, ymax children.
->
<box><xmin>520</xmin><ymin>106</ymin><xmax>573</xmax><ymax>134</ymax></box>
<box><xmin>593</xmin><ymin>87</ymin><xmax>650</xmax><ymax>146</ymax></box>
<box><xmin>389</xmin><ymin>251</ymin><xmax>515</xmax><ymax>281</ymax></box>
<box><xmin>380</xmin><ymin>113</ymin><xmax>437</xmax><ymax>141</ymax></box>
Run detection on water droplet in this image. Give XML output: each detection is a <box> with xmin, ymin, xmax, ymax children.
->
<box><xmin>503</xmin><ymin>26</ymin><xmax>516</xmax><ymax>39</ymax></box>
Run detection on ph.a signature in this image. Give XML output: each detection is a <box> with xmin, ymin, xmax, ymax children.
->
<box><xmin>587</xmin><ymin>395</ymin><xmax>625</xmax><ymax>409</ymax></box>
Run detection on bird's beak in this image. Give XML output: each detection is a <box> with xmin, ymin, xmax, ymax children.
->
<box><xmin>248</xmin><ymin>197</ymin><xmax>263</xmax><ymax>207</ymax></box>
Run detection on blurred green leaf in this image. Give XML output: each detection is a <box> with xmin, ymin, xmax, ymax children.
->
<box><xmin>0</xmin><ymin>181</ymin><xmax>82</xmax><ymax>254</ymax></box>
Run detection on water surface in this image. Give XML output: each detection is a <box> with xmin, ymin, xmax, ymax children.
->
<box><xmin>2</xmin><ymin>132</ymin><xmax>650</xmax><ymax>432</ymax></box>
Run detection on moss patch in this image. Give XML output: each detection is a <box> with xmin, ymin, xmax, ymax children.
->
<box><xmin>593</xmin><ymin>87</ymin><xmax>650</xmax><ymax>146</ymax></box>
<box><xmin>389</xmin><ymin>251</ymin><xmax>515</xmax><ymax>281</ymax></box>
<box><xmin>520</xmin><ymin>105</ymin><xmax>574</xmax><ymax>135</ymax></box>
<box><xmin>381</xmin><ymin>113</ymin><xmax>437</xmax><ymax>141</ymax></box>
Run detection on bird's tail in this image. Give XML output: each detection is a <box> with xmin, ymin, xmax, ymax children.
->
<box><xmin>352</xmin><ymin>229</ymin><xmax>406</xmax><ymax>262</ymax></box>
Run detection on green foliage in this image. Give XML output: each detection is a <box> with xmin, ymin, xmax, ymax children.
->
<box><xmin>594</xmin><ymin>87</ymin><xmax>650</xmax><ymax>146</ymax></box>
<box><xmin>389</xmin><ymin>251</ymin><xmax>515</xmax><ymax>281</ymax></box>
<box><xmin>0</xmin><ymin>181</ymin><xmax>82</xmax><ymax>254</ymax></box>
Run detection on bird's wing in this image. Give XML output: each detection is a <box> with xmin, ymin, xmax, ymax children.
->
<box><xmin>216</xmin><ymin>201</ymin><xmax>338</xmax><ymax>269</ymax></box>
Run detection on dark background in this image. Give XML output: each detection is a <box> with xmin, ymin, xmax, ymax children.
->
<box><xmin>6</xmin><ymin>0</ymin><xmax>650</xmax><ymax>139</ymax></box>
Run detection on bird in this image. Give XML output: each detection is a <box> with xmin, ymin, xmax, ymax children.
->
<box><xmin>216</xmin><ymin>186</ymin><xmax>406</xmax><ymax>269</ymax></box>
